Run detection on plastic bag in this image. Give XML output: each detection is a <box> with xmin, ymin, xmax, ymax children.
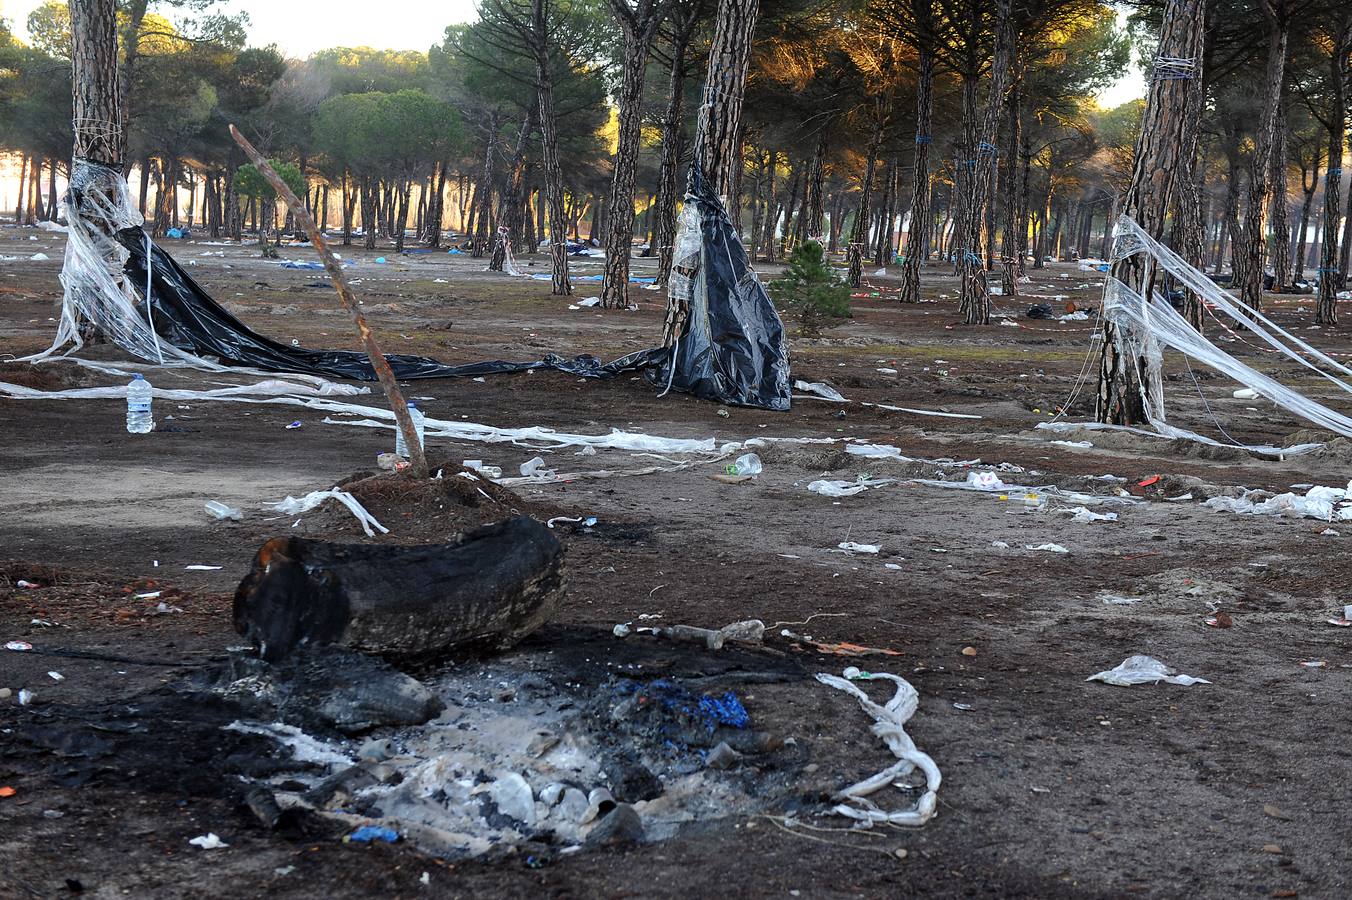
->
<box><xmin>1087</xmin><ymin>655</ymin><xmax>1210</xmax><ymax>687</ymax></box>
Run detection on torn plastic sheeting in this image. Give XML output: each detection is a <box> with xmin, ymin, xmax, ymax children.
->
<box><xmin>651</xmin><ymin>163</ymin><xmax>791</xmax><ymax>411</ymax></box>
<box><xmin>1026</xmin><ymin>543</ymin><xmax>1068</xmax><ymax>553</ymax></box>
<box><xmin>34</xmin><ymin>159</ymin><xmax>784</xmax><ymax>411</ymax></box>
<box><xmin>814</xmin><ymin>668</ymin><xmax>940</xmax><ymax>827</ymax></box>
<box><xmin>0</xmin><ymin>376</ymin><xmax>369</xmax><ymax>403</ymax></box>
<box><xmin>864</xmin><ymin>403</ymin><xmax>983</xmax><ymax>420</ymax></box>
<box><xmin>271</xmin><ymin>489</ymin><xmax>388</xmax><ymax>537</ymax></box>
<box><xmin>1087</xmin><ymin>655</ymin><xmax>1210</xmax><ymax>687</ymax></box>
<box><xmin>1203</xmin><ymin>484</ymin><xmax>1352</xmax><ymax>523</ymax></box>
<box><xmin>1035</xmin><ymin>421</ymin><xmax>1321</xmax><ymax>458</ymax></box>
<box><xmin>808</xmin><ymin>476</ymin><xmax>896</xmax><ymax>497</ymax></box>
<box><xmin>908</xmin><ymin>477</ymin><xmax>1131</xmax><ymax>508</ymax></box>
<box><xmin>836</xmin><ymin>541</ymin><xmax>880</xmax><ymax>554</ymax></box>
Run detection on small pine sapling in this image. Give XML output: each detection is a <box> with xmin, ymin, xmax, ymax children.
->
<box><xmin>769</xmin><ymin>240</ymin><xmax>852</xmax><ymax>336</ymax></box>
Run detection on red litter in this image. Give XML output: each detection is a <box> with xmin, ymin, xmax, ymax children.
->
<box><xmin>5</xmin><ymin>641</ymin><xmax>33</xmax><ymax>651</ymax></box>
<box><xmin>1138</xmin><ymin>476</ymin><xmax>1160</xmax><ymax>488</ymax></box>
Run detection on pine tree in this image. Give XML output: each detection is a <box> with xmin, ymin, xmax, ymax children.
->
<box><xmin>769</xmin><ymin>240</ymin><xmax>852</xmax><ymax>336</ymax></box>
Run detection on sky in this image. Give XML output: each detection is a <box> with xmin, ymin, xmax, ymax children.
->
<box><xmin>1</xmin><ymin>0</ymin><xmax>1144</xmax><ymax>106</ymax></box>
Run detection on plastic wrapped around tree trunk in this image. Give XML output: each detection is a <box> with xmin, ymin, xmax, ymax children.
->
<box><xmin>655</xmin><ymin>164</ymin><xmax>792</xmax><ymax>410</ymax></box>
<box><xmin>41</xmin><ymin>159</ymin><xmax>790</xmax><ymax>410</ymax></box>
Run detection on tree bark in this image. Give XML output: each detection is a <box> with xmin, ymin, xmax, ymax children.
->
<box><xmin>492</xmin><ymin>111</ymin><xmax>536</xmax><ymax>271</ymax></box>
<box><xmin>1233</xmin><ymin>3</ymin><xmax>1288</xmax><ymax>309</ymax></box>
<box><xmin>957</xmin><ymin>0</ymin><xmax>1013</xmax><ymax>325</ymax></box>
<box><xmin>600</xmin><ymin>0</ymin><xmax>668</xmax><ymax>309</ymax></box>
<box><xmin>1095</xmin><ymin>0</ymin><xmax>1205</xmax><ymax>424</ymax></box>
<box><xmin>693</xmin><ymin>0</ymin><xmax>758</xmax><ymax>198</ymax></box>
<box><xmin>654</xmin><ymin>5</ymin><xmax>699</xmax><ymax>286</ymax></box>
<box><xmin>900</xmin><ymin>46</ymin><xmax>934</xmax><ymax>303</ymax></box>
<box><xmin>71</xmin><ymin>0</ymin><xmax>123</xmax><ymax>169</ymax></box>
<box><xmin>1269</xmin><ymin>95</ymin><xmax>1291</xmax><ymax>292</ymax></box>
<box><xmin>847</xmin><ymin>124</ymin><xmax>881</xmax><ymax>287</ymax></box>
<box><xmin>1294</xmin><ymin>155</ymin><xmax>1320</xmax><ymax>282</ymax></box>
<box><xmin>1316</xmin><ymin>14</ymin><xmax>1350</xmax><ymax>324</ymax></box>
<box><xmin>472</xmin><ymin>114</ymin><xmax>501</xmax><ymax>259</ymax></box>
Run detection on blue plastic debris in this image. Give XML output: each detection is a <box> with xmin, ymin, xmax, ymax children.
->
<box><xmin>615</xmin><ymin>679</ymin><xmax>750</xmax><ymax>732</ymax></box>
<box><xmin>374</xmin><ymin>256</ymin><xmax>387</xmax><ymax>264</ymax></box>
<box><xmin>165</xmin><ymin>227</ymin><xmax>184</xmax><ymax>239</ymax></box>
<box><xmin>348</xmin><ymin>825</ymin><xmax>399</xmax><ymax>843</ymax></box>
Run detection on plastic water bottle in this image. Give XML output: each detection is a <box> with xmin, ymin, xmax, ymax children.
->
<box><xmin>394</xmin><ymin>401</ymin><xmax>425</xmax><ymax>458</ymax></box>
<box><xmin>126</xmin><ymin>373</ymin><xmax>153</xmax><ymax>433</ymax></box>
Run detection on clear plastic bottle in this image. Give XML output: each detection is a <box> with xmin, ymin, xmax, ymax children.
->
<box><xmin>394</xmin><ymin>401</ymin><xmax>425</xmax><ymax>458</ymax></box>
<box><xmin>126</xmin><ymin>373</ymin><xmax>153</xmax><ymax>434</ymax></box>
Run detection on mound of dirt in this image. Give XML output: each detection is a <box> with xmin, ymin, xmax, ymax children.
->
<box><xmin>298</xmin><ymin>459</ymin><xmax>565</xmax><ymax>543</ymax></box>
<box><xmin>0</xmin><ymin>361</ymin><xmax>97</xmax><ymax>391</ymax></box>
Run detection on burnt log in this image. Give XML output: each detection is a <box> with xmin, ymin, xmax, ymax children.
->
<box><xmin>233</xmin><ymin>516</ymin><xmax>564</xmax><ymax>662</ymax></box>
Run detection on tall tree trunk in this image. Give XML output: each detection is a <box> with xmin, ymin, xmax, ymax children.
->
<box><xmin>533</xmin><ymin>2</ymin><xmax>572</xmax><ymax>296</ymax></box>
<box><xmin>693</xmin><ymin>0</ymin><xmax>758</xmax><ymax>198</ymax></box>
<box><xmin>1096</xmin><ymin>0</ymin><xmax>1206</xmax><ymax>424</ymax></box>
<box><xmin>70</xmin><ymin>0</ymin><xmax>121</xmax><ymax>165</ymax></box>
<box><xmin>492</xmin><ymin>112</ymin><xmax>536</xmax><ymax>271</ymax></box>
<box><xmin>957</xmin><ymin>0</ymin><xmax>1013</xmax><ymax>325</ymax></box>
<box><xmin>804</xmin><ymin>132</ymin><xmax>827</xmax><ymax>238</ymax></box>
<box><xmin>472</xmin><ymin>114</ymin><xmax>501</xmax><ymax>258</ymax></box>
<box><xmin>1269</xmin><ymin>96</ymin><xmax>1291</xmax><ymax>292</ymax></box>
<box><xmin>1316</xmin><ymin>15</ymin><xmax>1349</xmax><ymax>324</ymax></box>
<box><xmin>900</xmin><ymin>45</ymin><xmax>934</xmax><ymax>303</ymax></box>
<box><xmin>653</xmin><ymin>7</ymin><xmax>698</xmax><ymax>286</ymax></box>
<box><xmin>1174</xmin><ymin>43</ymin><xmax>1209</xmax><ymax>330</ymax></box>
<box><xmin>779</xmin><ymin>160</ymin><xmax>801</xmax><ymax>258</ymax></box>
<box><xmin>1294</xmin><ymin>156</ymin><xmax>1320</xmax><ymax>282</ymax></box>
<box><xmin>1233</xmin><ymin>5</ymin><xmax>1288</xmax><ymax>309</ymax></box>
<box><xmin>848</xmin><ymin>124</ymin><xmax>881</xmax><ymax>287</ymax></box>
<box><xmin>601</xmin><ymin>0</ymin><xmax>665</xmax><ymax>310</ymax></box>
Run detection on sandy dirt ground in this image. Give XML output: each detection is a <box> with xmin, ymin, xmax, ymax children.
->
<box><xmin>3</xmin><ymin>224</ymin><xmax>1352</xmax><ymax>899</ymax></box>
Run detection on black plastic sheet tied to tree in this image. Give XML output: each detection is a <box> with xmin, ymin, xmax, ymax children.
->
<box><xmin>59</xmin><ymin>159</ymin><xmax>792</xmax><ymax>410</ymax></box>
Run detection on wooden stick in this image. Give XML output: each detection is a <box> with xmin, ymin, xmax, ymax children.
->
<box><xmin>228</xmin><ymin>124</ymin><xmax>429</xmax><ymax>479</ymax></box>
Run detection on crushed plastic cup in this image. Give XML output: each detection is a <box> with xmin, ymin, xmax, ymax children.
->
<box><xmin>520</xmin><ymin>457</ymin><xmax>556</xmax><ymax>478</ymax></box>
<box><xmin>205</xmin><ymin>500</ymin><xmax>242</xmax><ymax>521</ymax></box>
<box><xmin>727</xmin><ymin>453</ymin><xmax>763</xmax><ymax>476</ymax></box>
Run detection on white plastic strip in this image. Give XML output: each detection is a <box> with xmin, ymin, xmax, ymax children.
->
<box><xmin>815</xmin><ymin>668</ymin><xmax>941</xmax><ymax>827</ymax></box>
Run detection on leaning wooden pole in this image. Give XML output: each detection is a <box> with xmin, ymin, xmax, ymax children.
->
<box><xmin>229</xmin><ymin>124</ymin><xmax>429</xmax><ymax>479</ymax></box>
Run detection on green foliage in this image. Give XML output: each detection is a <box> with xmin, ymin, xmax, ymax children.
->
<box><xmin>769</xmin><ymin>241</ymin><xmax>852</xmax><ymax>336</ymax></box>
<box><xmin>232</xmin><ymin>159</ymin><xmax>304</xmax><ymax>201</ymax></box>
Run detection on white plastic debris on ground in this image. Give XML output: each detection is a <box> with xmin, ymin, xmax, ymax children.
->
<box><xmin>808</xmin><ymin>476</ymin><xmax>896</xmax><ymax>497</ymax></box>
<box><xmin>271</xmin><ymin>488</ymin><xmax>388</xmax><ymax>536</ymax></box>
<box><xmin>836</xmin><ymin>541</ymin><xmax>880</xmax><ymax>554</ymax></box>
<box><xmin>965</xmin><ymin>471</ymin><xmax>1005</xmax><ymax>491</ymax></box>
<box><xmin>1086</xmin><ymin>655</ymin><xmax>1210</xmax><ymax>687</ymax></box>
<box><xmin>1026</xmin><ymin>543</ymin><xmax>1069</xmax><ymax>553</ymax></box>
<box><xmin>792</xmin><ymin>380</ymin><xmax>849</xmax><ymax>402</ymax></box>
<box><xmin>1203</xmin><ymin>482</ymin><xmax>1352</xmax><ymax>522</ymax></box>
<box><xmin>814</xmin><ymin>668</ymin><xmax>940</xmax><ymax>827</ymax></box>
<box><xmin>1058</xmin><ymin>506</ymin><xmax>1118</xmax><ymax>523</ymax></box>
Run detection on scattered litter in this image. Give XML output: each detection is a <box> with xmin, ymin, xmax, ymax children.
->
<box><xmin>205</xmin><ymin>500</ymin><xmax>242</xmax><ymax>521</ymax></box>
<box><xmin>727</xmin><ymin>453</ymin><xmax>763</xmax><ymax>476</ymax></box>
<box><xmin>18</xmin><ymin>689</ymin><xmax>33</xmax><ymax>705</ymax></box>
<box><xmin>836</xmin><ymin>542</ymin><xmax>880</xmax><ymax>554</ymax></box>
<box><xmin>1050</xmin><ymin>440</ymin><xmax>1093</xmax><ymax>449</ymax></box>
<box><xmin>189</xmin><ymin>833</ymin><xmax>229</xmax><ymax>849</ymax></box>
<box><xmin>15</xmin><ymin>580</ymin><xmax>39</xmax><ymax>589</ymax></box>
<box><xmin>1086</xmin><ymin>655</ymin><xmax>1210</xmax><ymax>687</ymax></box>
<box><xmin>953</xmin><ymin>703</ymin><xmax>974</xmax><ymax>711</ymax></box>
<box><xmin>808</xmin><ymin>476</ymin><xmax>895</xmax><ymax>497</ymax></box>
<box><xmin>990</xmin><ymin>541</ymin><xmax>1010</xmax><ymax>549</ymax></box>
<box><xmin>0</xmin><ymin>787</ymin><xmax>15</xmax><ymax>798</ymax></box>
<box><xmin>546</xmin><ymin>515</ymin><xmax>598</xmax><ymax>529</ymax></box>
<box><xmin>814</xmin><ymin>667</ymin><xmax>940</xmax><ymax>826</ymax></box>
<box><xmin>1138</xmin><ymin>475</ymin><xmax>1160</xmax><ymax>487</ymax></box>
<box><xmin>349</xmin><ymin>825</ymin><xmax>401</xmax><ymax>844</ymax></box>
<box><xmin>960</xmin><ymin>646</ymin><xmax>977</xmax><ymax>657</ymax></box>
<box><xmin>5</xmin><ymin>641</ymin><xmax>33</xmax><ymax>651</ymax></box>
<box><xmin>520</xmin><ymin>456</ymin><xmax>557</xmax><ymax>478</ymax></box>
<box><xmin>1322</xmin><ymin>528</ymin><xmax>1340</xmax><ymax>536</ymax></box>
<box><xmin>1233</xmin><ymin>388</ymin><xmax>1260</xmax><ymax>400</ymax></box>
<box><xmin>965</xmin><ymin>471</ymin><xmax>1005</xmax><ymax>491</ymax></box>
<box><xmin>1204</xmin><ymin>483</ymin><xmax>1352</xmax><ymax>522</ymax></box>
<box><xmin>185</xmin><ymin>565</ymin><xmax>223</xmax><ymax>571</ymax></box>
<box><xmin>1205</xmin><ymin>612</ymin><xmax>1233</xmax><ymax>628</ymax></box>
<box><xmin>1025</xmin><ymin>543</ymin><xmax>1068</xmax><ymax>553</ymax></box>
<box><xmin>1100</xmin><ymin>594</ymin><xmax>1143</xmax><ymax>605</ymax></box>
<box><xmin>30</xmin><ymin>252</ymin><xmax>49</xmax><ymax>261</ymax></box>
<box><xmin>1301</xmin><ymin>660</ymin><xmax>1325</xmax><ymax>668</ymax></box>
<box><xmin>1059</xmin><ymin>506</ymin><xmax>1118</xmax><ymax>523</ymax></box>
<box><xmin>285</xmin><ymin>420</ymin><xmax>302</xmax><ymax>429</ymax></box>
<box><xmin>272</xmin><ymin>489</ymin><xmax>387</xmax><ymax>536</ymax></box>
<box><xmin>576</xmin><ymin>297</ymin><xmax>601</xmax><ymax>308</ymax></box>
<box><xmin>133</xmin><ymin>591</ymin><xmax>162</xmax><ymax>600</ymax></box>
<box><xmin>47</xmin><ymin>671</ymin><xmax>64</xmax><ymax>682</ymax></box>
<box><xmin>793</xmin><ymin>380</ymin><xmax>848</xmax><ymax>402</ymax></box>
<box><xmin>876</xmin><ymin>367</ymin><xmax>898</xmax><ymax>375</ymax></box>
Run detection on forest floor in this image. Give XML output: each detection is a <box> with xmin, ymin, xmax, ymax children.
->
<box><xmin>3</xmin><ymin>225</ymin><xmax>1352</xmax><ymax>899</ymax></box>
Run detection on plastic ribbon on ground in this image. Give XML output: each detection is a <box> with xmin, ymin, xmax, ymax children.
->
<box><xmin>814</xmin><ymin>668</ymin><xmax>941</xmax><ymax>827</ymax></box>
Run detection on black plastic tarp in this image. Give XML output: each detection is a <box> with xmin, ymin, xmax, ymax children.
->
<box><xmin>115</xmin><ymin>170</ymin><xmax>790</xmax><ymax>409</ymax></box>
